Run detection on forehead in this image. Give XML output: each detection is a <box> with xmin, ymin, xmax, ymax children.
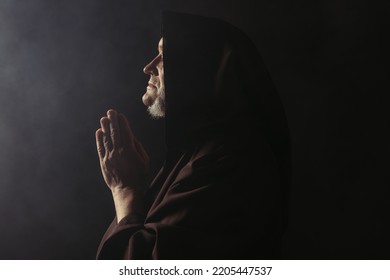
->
<box><xmin>158</xmin><ymin>38</ymin><xmax>163</xmax><ymax>52</ymax></box>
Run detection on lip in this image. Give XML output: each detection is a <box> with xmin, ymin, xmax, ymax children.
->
<box><xmin>148</xmin><ymin>83</ymin><xmax>157</xmax><ymax>88</ymax></box>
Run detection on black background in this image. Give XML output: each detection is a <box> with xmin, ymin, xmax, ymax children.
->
<box><xmin>0</xmin><ymin>0</ymin><xmax>389</xmax><ymax>259</ymax></box>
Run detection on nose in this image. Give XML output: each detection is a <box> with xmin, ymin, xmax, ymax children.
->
<box><xmin>143</xmin><ymin>55</ymin><xmax>160</xmax><ymax>76</ymax></box>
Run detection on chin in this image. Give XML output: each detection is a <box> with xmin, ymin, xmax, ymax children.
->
<box><xmin>147</xmin><ymin>98</ymin><xmax>165</xmax><ymax>119</ymax></box>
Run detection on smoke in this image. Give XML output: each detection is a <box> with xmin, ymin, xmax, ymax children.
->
<box><xmin>0</xmin><ymin>0</ymin><xmax>166</xmax><ymax>259</ymax></box>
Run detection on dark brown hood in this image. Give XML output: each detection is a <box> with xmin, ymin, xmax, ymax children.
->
<box><xmin>162</xmin><ymin>11</ymin><xmax>290</xmax><ymax>219</ymax></box>
<box><xmin>163</xmin><ymin>12</ymin><xmax>289</xmax><ymax>151</ymax></box>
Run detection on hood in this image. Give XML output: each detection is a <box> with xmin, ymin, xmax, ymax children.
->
<box><xmin>161</xmin><ymin>11</ymin><xmax>291</xmax><ymax>192</ymax></box>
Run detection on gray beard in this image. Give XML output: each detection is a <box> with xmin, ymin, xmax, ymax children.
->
<box><xmin>147</xmin><ymin>88</ymin><xmax>165</xmax><ymax>119</ymax></box>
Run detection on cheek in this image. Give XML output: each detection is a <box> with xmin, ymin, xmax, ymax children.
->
<box><xmin>159</xmin><ymin>77</ymin><xmax>164</xmax><ymax>88</ymax></box>
<box><xmin>159</xmin><ymin>72</ymin><xmax>165</xmax><ymax>89</ymax></box>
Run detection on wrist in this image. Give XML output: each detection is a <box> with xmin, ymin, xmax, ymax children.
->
<box><xmin>111</xmin><ymin>186</ymin><xmax>142</xmax><ymax>198</ymax></box>
<box><xmin>111</xmin><ymin>187</ymin><xmax>144</xmax><ymax>223</ymax></box>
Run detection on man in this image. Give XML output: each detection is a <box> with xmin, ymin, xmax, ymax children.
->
<box><xmin>95</xmin><ymin>12</ymin><xmax>290</xmax><ymax>259</ymax></box>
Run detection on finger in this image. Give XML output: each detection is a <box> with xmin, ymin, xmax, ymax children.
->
<box><xmin>95</xmin><ymin>128</ymin><xmax>105</xmax><ymax>160</ymax></box>
<box><xmin>118</xmin><ymin>113</ymin><xmax>136</xmax><ymax>147</ymax></box>
<box><xmin>100</xmin><ymin>117</ymin><xmax>112</xmax><ymax>151</ymax></box>
<box><xmin>107</xmin><ymin>109</ymin><xmax>122</xmax><ymax>149</ymax></box>
<box><xmin>134</xmin><ymin>138</ymin><xmax>149</xmax><ymax>163</ymax></box>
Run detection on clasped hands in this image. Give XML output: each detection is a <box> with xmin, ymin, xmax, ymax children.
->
<box><xmin>96</xmin><ymin>109</ymin><xmax>149</xmax><ymax>221</ymax></box>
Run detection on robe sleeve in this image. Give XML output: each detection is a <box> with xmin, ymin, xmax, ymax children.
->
<box><xmin>96</xmin><ymin>147</ymin><xmax>282</xmax><ymax>259</ymax></box>
<box><xmin>96</xmin><ymin>214</ymin><xmax>146</xmax><ymax>259</ymax></box>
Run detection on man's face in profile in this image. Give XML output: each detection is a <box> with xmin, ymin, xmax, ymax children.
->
<box><xmin>143</xmin><ymin>38</ymin><xmax>165</xmax><ymax>118</ymax></box>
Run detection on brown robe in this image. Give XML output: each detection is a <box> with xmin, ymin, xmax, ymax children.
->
<box><xmin>97</xmin><ymin>12</ymin><xmax>291</xmax><ymax>259</ymax></box>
